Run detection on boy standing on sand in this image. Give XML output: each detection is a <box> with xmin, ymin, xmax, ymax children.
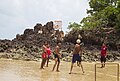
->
<box><xmin>46</xmin><ymin>44</ymin><xmax>51</xmax><ymax>67</ymax></box>
<box><xmin>69</xmin><ymin>40</ymin><xmax>84</xmax><ymax>74</ymax></box>
<box><xmin>40</xmin><ymin>41</ymin><xmax>48</xmax><ymax>69</ymax></box>
<box><xmin>100</xmin><ymin>43</ymin><xmax>107</xmax><ymax>68</ymax></box>
<box><xmin>52</xmin><ymin>42</ymin><xmax>61</xmax><ymax>72</ymax></box>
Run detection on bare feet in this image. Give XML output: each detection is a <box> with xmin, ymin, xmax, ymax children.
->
<box><xmin>82</xmin><ymin>71</ymin><xmax>85</xmax><ymax>74</ymax></box>
<box><xmin>100</xmin><ymin>66</ymin><xmax>103</xmax><ymax>68</ymax></box>
<box><xmin>56</xmin><ymin>70</ymin><xmax>60</xmax><ymax>72</ymax></box>
<box><xmin>40</xmin><ymin>67</ymin><xmax>44</xmax><ymax>69</ymax></box>
<box><xmin>69</xmin><ymin>72</ymin><xmax>72</xmax><ymax>74</ymax></box>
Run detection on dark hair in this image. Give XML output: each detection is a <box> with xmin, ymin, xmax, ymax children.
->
<box><xmin>44</xmin><ymin>41</ymin><xmax>47</xmax><ymax>43</ymax></box>
<box><xmin>57</xmin><ymin>41</ymin><xmax>61</xmax><ymax>45</ymax></box>
<box><xmin>43</xmin><ymin>41</ymin><xmax>48</xmax><ymax>45</ymax></box>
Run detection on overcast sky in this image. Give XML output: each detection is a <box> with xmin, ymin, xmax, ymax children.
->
<box><xmin>0</xmin><ymin>0</ymin><xmax>89</xmax><ymax>39</ymax></box>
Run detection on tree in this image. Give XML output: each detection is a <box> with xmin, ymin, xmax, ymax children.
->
<box><xmin>81</xmin><ymin>0</ymin><xmax>119</xmax><ymax>30</ymax></box>
<box><xmin>67</xmin><ymin>22</ymin><xmax>81</xmax><ymax>30</ymax></box>
<box><xmin>115</xmin><ymin>1</ymin><xmax>120</xmax><ymax>31</ymax></box>
<box><xmin>88</xmin><ymin>0</ymin><xmax>118</xmax><ymax>13</ymax></box>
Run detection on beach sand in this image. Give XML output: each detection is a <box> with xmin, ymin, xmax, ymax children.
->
<box><xmin>0</xmin><ymin>58</ymin><xmax>119</xmax><ymax>81</ymax></box>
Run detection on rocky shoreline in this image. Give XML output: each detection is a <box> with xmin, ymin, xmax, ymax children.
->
<box><xmin>0</xmin><ymin>49</ymin><xmax>120</xmax><ymax>62</ymax></box>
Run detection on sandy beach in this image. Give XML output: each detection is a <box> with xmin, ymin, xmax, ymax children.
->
<box><xmin>0</xmin><ymin>58</ymin><xmax>119</xmax><ymax>81</ymax></box>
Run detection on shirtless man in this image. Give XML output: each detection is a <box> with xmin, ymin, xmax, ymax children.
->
<box><xmin>40</xmin><ymin>41</ymin><xmax>48</xmax><ymax>69</ymax></box>
<box><xmin>69</xmin><ymin>40</ymin><xmax>84</xmax><ymax>74</ymax></box>
<box><xmin>52</xmin><ymin>42</ymin><xmax>61</xmax><ymax>72</ymax></box>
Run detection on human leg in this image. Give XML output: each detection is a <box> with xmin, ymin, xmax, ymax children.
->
<box><xmin>103</xmin><ymin>57</ymin><xmax>106</xmax><ymax>67</ymax></box>
<box><xmin>56</xmin><ymin>58</ymin><xmax>60</xmax><ymax>72</ymax></box>
<box><xmin>69</xmin><ymin>63</ymin><xmax>74</xmax><ymax>74</ymax></box>
<box><xmin>101</xmin><ymin>56</ymin><xmax>104</xmax><ymax>68</ymax></box>
<box><xmin>52</xmin><ymin>58</ymin><xmax>58</xmax><ymax>71</ymax></box>
<box><xmin>79</xmin><ymin>62</ymin><xmax>85</xmax><ymax>73</ymax></box>
<box><xmin>46</xmin><ymin>57</ymin><xmax>49</xmax><ymax>67</ymax></box>
<box><xmin>40</xmin><ymin>59</ymin><xmax>45</xmax><ymax>69</ymax></box>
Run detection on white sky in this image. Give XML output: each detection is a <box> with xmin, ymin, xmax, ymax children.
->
<box><xmin>0</xmin><ymin>0</ymin><xmax>89</xmax><ymax>39</ymax></box>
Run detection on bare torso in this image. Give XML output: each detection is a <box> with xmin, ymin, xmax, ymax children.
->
<box><xmin>73</xmin><ymin>44</ymin><xmax>81</xmax><ymax>55</ymax></box>
<box><xmin>55</xmin><ymin>45</ymin><xmax>60</xmax><ymax>54</ymax></box>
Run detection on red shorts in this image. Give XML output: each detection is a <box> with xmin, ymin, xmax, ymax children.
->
<box><xmin>42</xmin><ymin>53</ymin><xmax>47</xmax><ymax>59</ymax></box>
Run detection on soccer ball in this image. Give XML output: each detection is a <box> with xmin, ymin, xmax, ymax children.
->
<box><xmin>76</xmin><ymin>39</ymin><xmax>81</xmax><ymax>44</ymax></box>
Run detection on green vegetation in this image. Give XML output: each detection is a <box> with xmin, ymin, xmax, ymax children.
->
<box><xmin>67</xmin><ymin>22</ymin><xmax>81</xmax><ymax>30</ymax></box>
<box><xmin>68</xmin><ymin>0</ymin><xmax>120</xmax><ymax>31</ymax></box>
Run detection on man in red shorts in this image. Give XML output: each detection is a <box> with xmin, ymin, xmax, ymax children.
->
<box><xmin>40</xmin><ymin>41</ymin><xmax>48</xmax><ymax>69</ymax></box>
<box><xmin>46</xmin><ymin>44</ymin><xmax>51</xmax><ymax>67</ymax></box>
<box><xmin>100</xmin><ymin>43</ymin><xmax>107</xmax><ymax>68</ymax></box>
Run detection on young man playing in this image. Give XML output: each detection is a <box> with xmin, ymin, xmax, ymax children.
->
<box><xmin>52</xmin><ymin>42</ymin><xmax>61</xmax><ymax>72</ymax></box>
<box><xmin>40</xmin><ymin>41</ymin><xmax>48</xmax><ymax>69</ymax></box>
<box><xmin>100</xmin><ymin>43</ymin><xmax>107</xmax><ymax>68</ymax></box>
<box><xmin>69</xmin><ymin>39</ymin><xmax>84</xmax><ymax>74</ymax></box>
<box><xmin>46</xmin><ymin>44</ymin><xmax>51</xmax><ymax>67</ymax></box>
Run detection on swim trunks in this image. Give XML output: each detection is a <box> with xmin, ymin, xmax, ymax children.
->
<box><xmin>72</xmin><ymin>54</ymin><xmax>81</xmax><ymax>63</ymax></box>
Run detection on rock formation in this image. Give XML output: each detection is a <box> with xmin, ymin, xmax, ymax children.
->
<box><xmin>0</xmin><ymin>21</ymin><xmax>120</xmax><ymax>62</ymax></box>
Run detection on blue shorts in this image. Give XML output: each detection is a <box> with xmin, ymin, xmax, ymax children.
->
<box><xmin>72</xmin><ymin>54</ymin><xmax>81</xmax><ymax>63</ymax></box>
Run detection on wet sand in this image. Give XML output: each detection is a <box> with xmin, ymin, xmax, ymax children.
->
<box><xmin>0</xmin><ymin>58</ymin><xmax>119</xmax><ymax>81</ymax></box>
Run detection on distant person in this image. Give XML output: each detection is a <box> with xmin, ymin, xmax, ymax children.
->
<box><xmin>69</xmin><ymin>39</ymin><xmax>84</xmax><ymax>74</ymax></box>
<box><xmin>100</xmin><ymin>43</ymin><xmax>107</xmax><ymax>68</ymax></box>
<box><xmin>40</xmin><ymin>41</ymin><xmax>48</xmax><ymax>69</ymax></box>
<box><xmin>46</xmin><ymin>44</ymin><xmax>51</xmax><ymax>67</ymax></box>
<box><xmin>52</xmin><ymin>42</ymin><xmax>61</xmax><ymax>72</ymax></box>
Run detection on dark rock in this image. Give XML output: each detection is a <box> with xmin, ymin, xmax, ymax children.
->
<box><xmin>24</xmin><ymin>29</ymin><xmax>34</xmax><ymax>35</ymax></box>
<box><xmin>0</xmin><ymin>21</ymin><xmax>120</xmax><ymax>62</ymax></box>
<box><xmin>34</xmin><ymin>23</ymin><xmax>42</xmax><ymax>34</ymax></box>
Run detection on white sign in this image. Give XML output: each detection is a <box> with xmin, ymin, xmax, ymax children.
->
<box><xmin>53</xmin><ymin>20</ymin><xmax>62</xmax><ymax>30</ymax></box>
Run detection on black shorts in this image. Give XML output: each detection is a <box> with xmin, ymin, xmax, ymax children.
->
<box><xmin>72</xmin><ymin>54</ymin><xmax>81</xmax><ymax>63</ymax></box>
<box><xmin>54</xmin><ymin>54</ymin><xmax>60</xmax><ymax>62</ymax></box>
<box><xmin>101</xmin><ymin>56</ymin><xmax>106</xmax><ymax>62</ymax></box>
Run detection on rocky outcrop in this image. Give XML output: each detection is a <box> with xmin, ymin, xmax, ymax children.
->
<box><xmin>63</xmin><ymin>28</ymin><xmax>120</xmax><ymax>62</ymax></box>
<box><xmin>13</xmin><ymin>21</ymin><xmax>64</xmax><ymax>47</ymax></box>
<box><xmin>0</xmin><ymin>21</ymin><xmax>65</xmax><ymax>61</ymax></box>
<box><xmin>64</xmin><ymin>28</ymin><xmax>120</xmax><ymax>51</ymax></box>
<box><xmin>0</xmin><ymin>21</ymin><xmax>120</xmax><ymax>62</ymax></box>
